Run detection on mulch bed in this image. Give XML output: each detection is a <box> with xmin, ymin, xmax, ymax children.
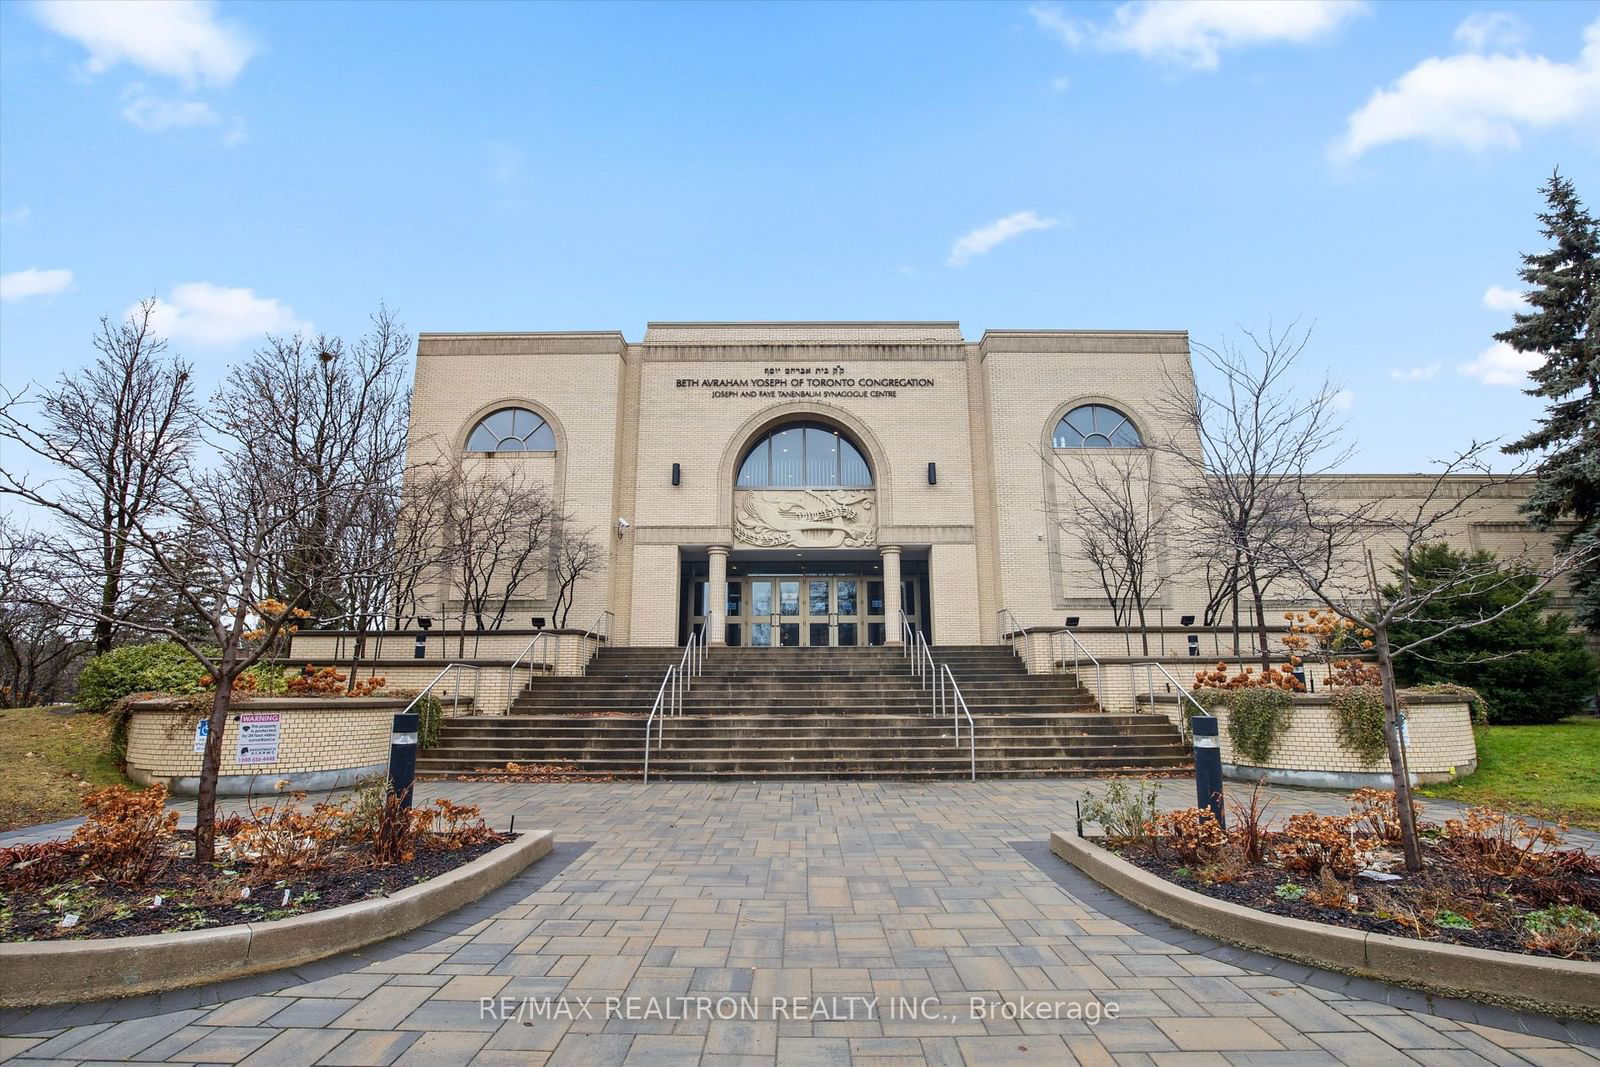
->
<box><xmin>2</xmin><ymin>831</ymin><xmax>511</xmax><ymax>942</ymax></box>
<box><xmin>1111</xmin><ymin>838</ymin><xmax>1600</xmax><ymax>961</ymax></box>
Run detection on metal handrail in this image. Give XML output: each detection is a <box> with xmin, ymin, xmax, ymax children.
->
<box><xmin>641</xmin><ymin>664</ymin><xmax>677</xmax><ymax>782</ymax></box>
<box><xmin>939</xmin><ymin>663</ymin><xmax>977</xmax><ymax>781</ymax></box>
<box><xmin>643</xmin><ymin>628</ymin><xmax>707</xmax><ymax>782</ymax></box>
<box><xmin>899</xmin><ymin>610</ymin><xmax>935</xmax><ymax>701</ymax></box>
<box><xmin>1140</xmin><ymin>659</ymin><xmax>1209</xmax><ymax>721</ymax></box>
<box><xmin>505</xmin><ymin>631</ymin><xmax>555</xmax><ymax>710</ymax></box>
<box><xmin>997</xmin><ymin>608</ymin><xmax>1026</xmax><ymax>658</ymax></box>
<box><xmin>402</xmin><ymin>662</ymin><xmax>483</xmax><ymax>719</ymax></box>
<box><xmin>578</xmin><ymin>609</ymin><xmax>615</xmax><ymax>671</ymax></box>
<box><xmin>1054</xmin><ymin>624</ymin><xmax>1107</xmax><ymax>711</ymax></box>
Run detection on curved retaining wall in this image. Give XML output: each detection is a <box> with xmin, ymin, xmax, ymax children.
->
<box><xmin>0</xmin><ymin>831</ymin><xmax>554</xmax><ymax>1008</ymax></box>
<box><xmin>1213</xmin><ymin>694</ymin><xmax>1476</xmax><ymax>789</ymax></box>
<box><xmin>125</xmin><ymin>697</ymin><xmax>408</xmax><ymax>795</ymax></box>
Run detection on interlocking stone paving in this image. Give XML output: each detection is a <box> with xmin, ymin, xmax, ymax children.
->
<box><xmin>2</xmin><ymin>780</ymin><xmax>1597</xmax><ymax>1065</ymax></box>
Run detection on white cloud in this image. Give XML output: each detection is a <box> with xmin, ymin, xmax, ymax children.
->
<box><xmin>30</xmin><ymin>0</ymin><xmax>254</xmax><ymax>88</ymax></box>
<box><xmin>1333</xmin><ymin>18</ymin><xmax>1600</xmax><ymax>160</ymax></box>
<box><xmin>1332</xmin><ymin>388</ymin><xmax>1356</xmax><ymax>410</ymax></box>
<box><xmin>136</xmin><ymin>283</ymin><xmax>308</xmax><ymax>347</ymax></box>
<box><xmin>947</xmin><ymin>211</ymin><xmax>1059</xmax><ymax>267</ymax></box>
<box><xmin>1482</xmin><ymin>284</ymin><xmax>1530</xmax><ymax>313</ymax></box>
<box><xmin>0</xmin><ymin>206</ymin><xmax>32</xmax><ymax>226</ymax></box>
<box><xmin>1050</xmin><ymin>75</ymin><xmax>1072</xmax><ymax>92</ymax></box>
<box><xmin>1389</xmin><ymin>363</ymin><xmax>1440</xmax><ymax>382</ymax></box>
<box><xmin>1459</xmin><ymin>341</ymin><xmax>1540</xmax><ymax>386</ymax></box>
<box><xmin>119</xmin><ymin>86</ymin><xmax>219</xmax><ymax>130</ymax></box>
<box><xmin>1030</xmin><ymin>0</ymin><xmax>1365</xmax><ymax>71</ymax></box>
<box><xmin>1454</xmin><ymin>11</ymin><xmax>1526</xmax><ymax>53</ymax></box>
<box><xmin>1</xmin><ymin>267</ymin><xmax>73</xmax><ymax>302</ymax></box>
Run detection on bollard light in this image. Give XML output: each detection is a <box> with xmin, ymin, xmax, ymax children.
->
<box><xmin>388</xmin><ymin>712</ymin><xmax>420</xmax><ymax>811</ymax></box>
<box><xmin>1192</xmin><ymin>714</ymin><xmax>1225</xmax><ymax>828</ymax></box>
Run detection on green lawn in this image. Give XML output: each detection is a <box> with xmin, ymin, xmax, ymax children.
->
<box><xmin>1418</xmin><ymin>716</ymin><xmax>1600</xmax><ymax>830</ymax></box>
<box><xmin>0</xmin><ymin>706</ymin><xmax>133</xmax><ymax>832</ymax></box>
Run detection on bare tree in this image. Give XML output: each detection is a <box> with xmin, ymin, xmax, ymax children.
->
<box><xmin>1</xmin><ymin>310</ymin><xmax>422</xmax><ymax>863</ymax></box>
<box><xmin>549</xmin><ymin>526</ymin><xmax>602</xmax><ymax>628</ymax></box>
<box><xmin>1270</xmin><ymin>442</ymin><xmax>1594</xmax><ymax>871</ymax></box>
<box><xmin>0</xmin><ymin>303</ymin><xmax>197</xmax><ymax>653</ymax></box>
<box><xmin>1049</xmin><ymin>451</ymin><xmax>1166</xmax><ymax>654</ymax></box>
<box><xmin>432</xmin><ymin>457</ymin><xmax>559</xmax><ymax>651</ymax></box>
<box><xmin>1156</xmin><ymin>322</ymin><xmax>1351</xmax><ymax>666</ymax></box>
<box><xmin>0</xmin><ymin>519</ymin><xmax>91</xmax><ymax>706</ymax></box>
<box><xmin>218</xmin><ymin>306</ymin><xmax>412</xmax><ymax>623</ymax></box>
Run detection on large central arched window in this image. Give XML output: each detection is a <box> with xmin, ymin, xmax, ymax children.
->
<box><xmin>736</xmin><ymin>422</ymin><xmax>873</xmax><ymax>488</ymax></box>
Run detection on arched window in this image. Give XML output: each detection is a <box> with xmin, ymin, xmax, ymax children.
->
<box><xmin>736</xmin><ymin>422</ymin><xmax>873</xmax><ymax>488</ymax></box>
<box><xmin>465</xmin><ymin>406</ymin><xmax>556</xmax><ymax>452</ymax></box>
<box><xmin>1052</xmin><ymin>404</ymin><xmax>1143</xmax><ymax>449</ymax></box>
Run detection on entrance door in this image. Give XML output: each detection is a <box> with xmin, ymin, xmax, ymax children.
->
<box><xmin>684</xmin><ymin>573</ymin><xmax>918</xmax><ymax>647</ymax></box>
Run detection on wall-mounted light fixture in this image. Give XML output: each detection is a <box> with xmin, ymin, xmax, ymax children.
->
<box><xmin>1064</xmin><ymin>616</ymin><xmax>1080</xmax><ymax>628</ymax></box>
<box><xmin>672</xmin><ymin>463</ymin><xmax>681</xmax><ymax>486</ymax></box>
<box><xmin>927</xmin><ymin>462</ymin><xmax>937</xmax><ymax>485</ymax></box>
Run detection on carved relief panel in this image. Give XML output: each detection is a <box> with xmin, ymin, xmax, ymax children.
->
<box><xmin>734</xmin><ymin>489</ymin><xmax>877</xmax><ymax>549</ymax></box>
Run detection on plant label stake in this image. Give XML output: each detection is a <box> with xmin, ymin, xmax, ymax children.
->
<box><xmin>1192</xmin><ymin>715</ymin><xmax>1225</xmax><ymax>829</ymax></box>
<box><xmin>389</xmin><ymin>712</ymin><xmax>419</xmax><ymax>812</ymax></box>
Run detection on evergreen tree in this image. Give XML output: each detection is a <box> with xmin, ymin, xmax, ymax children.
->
<box><xmin>1388</xmin><ymin>543</ymin><xmax>1597</xmax><ymax>725</ymax></box>
<box><xmin>1499</xmin><ymin>170</ymin><xmax>1600</xmax><ymax>628</ymax></box>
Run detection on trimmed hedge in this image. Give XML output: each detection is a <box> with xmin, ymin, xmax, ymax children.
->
<box><xmin>75</xmin><ymin>642</ymin><xmax>209</xmax><ymax>713</ymax></box>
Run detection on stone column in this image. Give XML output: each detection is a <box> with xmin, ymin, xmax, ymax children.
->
<box><xmin>707</xmin><ymin>545</ymin><xmax>730</xmax><ymax>646</ymax></box>
<box><xmin>881</xmin><ymin>544</ymin><xmax>903</xmax><ymax>646</ymax></box>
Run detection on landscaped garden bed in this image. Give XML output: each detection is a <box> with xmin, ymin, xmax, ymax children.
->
<box><xmin>0</xmin><ymin>780</ymin><xmax>509</xmax><ymax>943</ymax></box>
<box><xmin>1080</xmin><ymin>781</ymin><xmax>1600</xmax><ymax>962</ymax></box>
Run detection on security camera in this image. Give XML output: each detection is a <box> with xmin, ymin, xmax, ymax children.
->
<box><xmin>617</xmin><ymin>517</ymin><xmax>631</xmax><ymax>530</ymax></box>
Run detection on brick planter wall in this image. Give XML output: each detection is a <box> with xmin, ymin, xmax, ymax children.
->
<box><xmin>124</xmin><ymin>697</ymin><xmax>410</xmax><ymax>795</ymax></box>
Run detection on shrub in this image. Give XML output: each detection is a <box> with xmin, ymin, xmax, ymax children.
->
<box><xmin>1388</xmin><ymin>543</ymin><xmax>1599</xmax><ymax>725</ymax></box>
<box><xmin>76</xmin><ymin>642</ymin><xmax>208</xmax><ymax>712</ymax></box>
<box><xmin>416</xmin><ymin>694</ymin><xmax>443</xmax><ymax>748</ymax></box>
<box><xmin>69</xmin><ymin>784</ymin><xmax>179</xmax><ymax>885</ymax></box>
<box><xmin>1276</xmin><ymin>813</ymin><xmax>1374</xmax><ymax>878</ymax></box>
<box><xmin>285</xmin><ymin>665</ymin><xmax>386</xmax><ymax>697</ymax></box>
<box><xmin>0</xmin><ymin>840</ymin><xmax>77</xmax><ymax>892</ymax></box>
<box><xmin>1222</xmin><ymin>688</ymin><xmax>1294</xmax><ymax>764</ymax></box>
<box><xmin>1192</xmin><ymin>662</ymin><xmax>1303</xmax><ymax>692</ymax></box>
<box><xmin>228</xmin><ymin>790</ymin><xmax>349</xmax><ymax>878</ymax></box>
<box><xmin>373</xmin><ymin>791</ymin><xmax>435</xmax><ymax>865</ymax></box>
<box><xmin>1080</xmin><ymin>778</ymin><xmax>1159</xmax><ymax>843</ymax></box>
<box><xmin>428</xmin><ymin>799</ymin><xmax>496</xmax><ymax>850</ymax></box>
<box><xmin>1441</xmin><ymin>807</ymin><xmax>1564</xmax><ymax>878</ymax></box>
<box><xmin>1522</xmin><ymin>906</ymin><xmax>1600</xmax><ymax>958</ymax></box>
<box><xmin>1330</xmin><ymin>687</ymin><xmax>1390</xmax><ymax>765</ymax></box>
<box><xmin>1147</xmin><ymin>807</ymin><xmax>1228</xmax><ymax>865</ymax></box>
<box><xmin>1347</xmin><ymin>788</ymin><xmax>1418</xmax><ymax>845</ymax></box>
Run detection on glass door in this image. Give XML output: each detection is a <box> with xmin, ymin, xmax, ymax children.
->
<box><xmin>749</xmin><ymin>579</ymin><xmax>774</xmax><ymax>646</ymax></box>
<box><xmin>776</xmin><ymin>580</ymin><xmax>801</xmax><ymax>646</ymax></box>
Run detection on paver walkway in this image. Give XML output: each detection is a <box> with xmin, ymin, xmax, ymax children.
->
<box><xmin>3</xmin><ymin>780</ymin><xmax>1597</xmax><ymax>1065</ymax></box>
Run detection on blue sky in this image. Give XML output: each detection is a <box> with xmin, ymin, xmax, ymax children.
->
<box><xmin>1</xmin><ymin>0</ymin><xmax>1596</xmax><ymax>472</ymax></box>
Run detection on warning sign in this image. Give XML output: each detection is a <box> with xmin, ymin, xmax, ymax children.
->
<box><xmin>236</xmin><ymin>712</ymin><xmax>281</xmax><ymax>765</ymax></box>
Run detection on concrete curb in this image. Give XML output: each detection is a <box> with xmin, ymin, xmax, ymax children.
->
<box><xmin>1050</xmin><ymin>831</ymin><xmax>1600</xmax><ymax>1024</ymax></box>
<box><xmin>0</xmin><ymin>830</ymin><xmax>554</xmax><ymax>1008</ymax></box>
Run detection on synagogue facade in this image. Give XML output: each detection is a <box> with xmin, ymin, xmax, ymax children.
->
<box><xmin>404</xmin><ymin>322</ymin><xmax>1552</xmax><ymax>650</ymax></box>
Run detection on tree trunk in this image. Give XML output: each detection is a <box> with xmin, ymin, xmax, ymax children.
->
<box><xmin>194</xmin><ymin>672</ymin><xmax>235</xmax><ymax>865</ymax></box>
<box><xmin>1373</xmin><ymin>625</ymin><xmax>1423</xmax><ymax>872</ymax></box>
<box><xmin>1246</xmin><ymin>569</ymin><xmax>1270</xmax><ymax>671</ymax></box>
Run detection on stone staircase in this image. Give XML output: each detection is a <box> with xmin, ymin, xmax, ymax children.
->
<box><xmin>417</xmin><ymin>644</ymin><xmax>1190</xmax><ymax>780</ymax></box>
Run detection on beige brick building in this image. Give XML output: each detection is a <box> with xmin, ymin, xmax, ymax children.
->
<box><xmin>404</xmin><ymin>321</ymin><xmax>1552</xmax><ymax>652</ymax></box>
